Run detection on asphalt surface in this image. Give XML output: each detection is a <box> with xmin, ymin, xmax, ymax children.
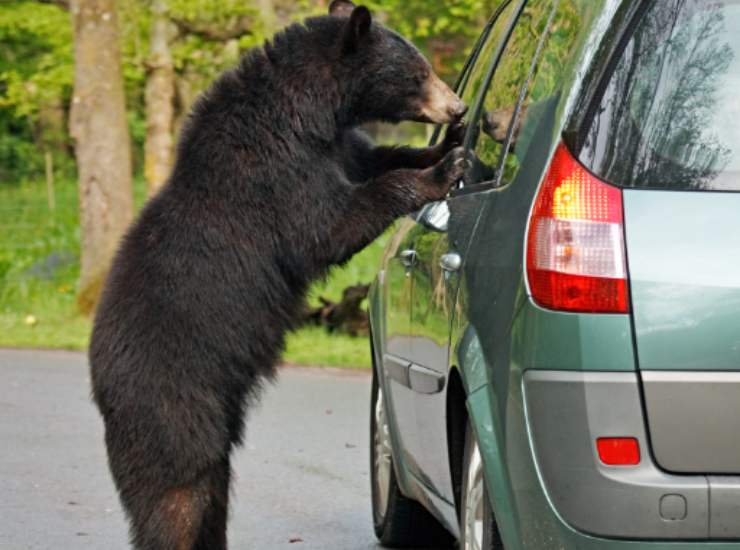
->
<box><xmin>0</xmin><ymin>348</ymin><xmax>399</xmax><ymax>550</ymax></box>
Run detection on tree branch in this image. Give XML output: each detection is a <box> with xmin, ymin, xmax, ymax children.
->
<box><xmin>171</xmin><ymin>15</ymin><xmax>253</xmax><ymax>42</ymax></box>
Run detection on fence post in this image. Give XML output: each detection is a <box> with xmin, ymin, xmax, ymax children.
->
<box><xmin>44</xmin><ymin>150</ymin><xmax>55</xmax><ymax>212</ymax></box>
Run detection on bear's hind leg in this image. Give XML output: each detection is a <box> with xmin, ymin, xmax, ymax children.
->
<box><xmin>129</xmin><ymin>479</ymin><xmax>212</xmax><ymax>550</ymax></box>
<box><xmin>193</xmin><ymin>457</ymin><xmax>231</xmax><ymax>550</ymax></box>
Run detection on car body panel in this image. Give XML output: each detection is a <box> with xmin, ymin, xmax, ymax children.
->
<box><xmin>642</xmin><ymin>372</ymin><xmax>740</xmax><ymax>474</ymax></box>
<box><xmin>624</xmin><ymin>190</ymin><xmax>740</xmax><ymax>475</ymax></box>
<box><xmin>380</xmin><ymin>218</ymin><xmax>415</xmax><ymax>362</ymax></box>
<box><xmin>377</xmin><ymin>218</ymin><xmax>426</xmax><ymax>493</ymax></box>
<box><xmin>407</xmin><ymin>193</ymin><xmax>489</xmax><ymax>504</ymax></box>
<box><xmin>368</xmin><ymin>282</ymin><xmax>416</xmax><ymax>498</ymax></box>
<box><xmin>466</xmin><ymin>381</ymin><xmax>525</xmax><ymax>550</ymax></box>
<box><xmin>513</xmin><ymin>299</ymin><xmax>634</xmax><ymax>372</ymax></box>
<box><xmin>624</xmin><ymin>190</ymin><xmax>740</xmax><ymax>371</ymax></box>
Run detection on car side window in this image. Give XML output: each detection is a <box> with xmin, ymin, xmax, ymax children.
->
<box><xmin>463</xmin><ymin>0</ymin><xmax>556</xmax><ymax>188</ymax></box>
<box><xmin>429</xmin><ymin>0</ymin><xmax>514</xmax><ymax>147</ymax></box>
<box><xmin>497</xmin><ymin>1</ymin><xmax>588</xmax><ymax>187</ymax></box>
<box><xmin>457</xmin><ymin>1</ymin><xmax>518</xmax><ymax>108</ymax></box>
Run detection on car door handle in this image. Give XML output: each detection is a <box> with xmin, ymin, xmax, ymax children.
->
<box><xmin>399</xmin><ymin>249</ymin><xmax>416</xmax><ymax>268</ymax></box>
<box><xmin>440</xmin><ymin>252</ymin><xmax>462</xmax><ymax>273</ymax></box>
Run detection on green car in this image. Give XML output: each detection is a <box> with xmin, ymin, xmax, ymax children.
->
<box><xmin>367</xmin><ymin>0</ymin><xmax>740</xmax><ymax>548</ymax></box>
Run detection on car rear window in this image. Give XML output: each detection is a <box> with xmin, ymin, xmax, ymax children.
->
<box><xmin>577</xmin><ymin>0</ymin><xmax>740</xmax><ymax>191</ymax></box>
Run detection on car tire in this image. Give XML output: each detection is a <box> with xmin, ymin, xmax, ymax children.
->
<box><xmin>460</xmin><ymin>421</ymin><xmax>504</xmax><ymax>549</ymax></box>
<box><xmin>370</xmin><ymin>368</ymin><xmax>454</xmax><ymax>548</ymax></box>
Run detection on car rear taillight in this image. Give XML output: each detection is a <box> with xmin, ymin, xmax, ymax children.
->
<box><xmin>526</xmin><ymin>142</ymin><xmax>629</xmax><ymax>313</ymax></box>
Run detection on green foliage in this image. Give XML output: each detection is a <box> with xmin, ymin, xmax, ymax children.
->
<box><xmin>168</xmin><ymin>0</ymin><xmax>258</xmax><ymax>39</ymax></box>
<box><xmin>168</xmin><ymin>0</ymin><xmax>254</xmax><ymax>24</ymax></box>
<box><xmin>0</xmin><ymin>1</ymin><xmax>73</xmax><ymax>182</ymax></box>
<box><xmin>0</xmin><ymin>111</ymin><xmax>42</xmax><ymax>182</ymax></box>
<box><xmin>0</xmin><ymin>2</ymin><xmax>73</xmax><ymax>120</ymax></box>
<box><xmin>168</xmin><ymin>0</ymin><xmax>260</xmax><ymax>89</ymax></box>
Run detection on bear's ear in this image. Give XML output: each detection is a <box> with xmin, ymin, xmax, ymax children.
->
<box><xmin>329</xmin><ymin>0</ymin><xmax>356</xmax><ymax>16</ymax></box>
<box><xmin>343</xmin><ymin>6</ymin><xmax>372</xmax><ymax>52</ymax></box>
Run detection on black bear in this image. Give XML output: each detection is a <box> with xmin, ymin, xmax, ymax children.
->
<box><xmin>89</xmin><ymin>1</ymin><xmax>466</xmax><ymax>548</ymax></box>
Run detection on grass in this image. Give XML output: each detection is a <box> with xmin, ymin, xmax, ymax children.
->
<box><xmin>284</xmin><ymin>326</ymin><xmax>372</xmax><ymax>368</ymax></box>
<box><xmin>0</xmin><ymin>179</ymin><xmax>386</xmax><ymax>368</ymax></box>
<box><xmin>0</xmin><ymin>181</ymin><xmax>84</xmax><ymax>349</ymax></box>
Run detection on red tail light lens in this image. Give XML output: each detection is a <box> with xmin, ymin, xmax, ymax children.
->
<box><xmin>526</xmin><ymin>142</ymin><xmax>629</xmax><ymax>313</ymax></box>
<box><xmin>597</xmin><ymin>437</ymin><xmax>641</xmax><ymax>466</ymax></box>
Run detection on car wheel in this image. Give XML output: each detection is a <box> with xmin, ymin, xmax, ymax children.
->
<box><xmin>460</xmin><ymin>422</ymin><xmax>504</xmax><ymax>550</ymax></box>
<box><xmin>370</xmin><ymin>368</ymin><xmax>454</xmax><ymax>548</ymax></box>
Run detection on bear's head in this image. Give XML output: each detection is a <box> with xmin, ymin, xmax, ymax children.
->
<box><xmin>328</xmin><ymin>0</ymin><xmax>466</xmax><ymax>125</ymax></box>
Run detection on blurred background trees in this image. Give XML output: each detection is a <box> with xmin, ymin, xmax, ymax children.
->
<box><xmin>2</xmin><ymin>0</ymin><xmax>495</xmax><ymax>190</ymax></box>
<box><xmin>0</xmin><ymin>0</ymin><xmax>498</xmax><ymax>363</ymax></box>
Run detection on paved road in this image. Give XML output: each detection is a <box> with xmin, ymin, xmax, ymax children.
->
<box><xmin>0</xmin><ymin>349</ymin><xmax>399</xmax><ymax>549</ymax></box>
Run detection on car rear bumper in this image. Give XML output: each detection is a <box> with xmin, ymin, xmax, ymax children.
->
<box><xmin>467</xmin><ymin>373</ymin><xmax>740</xmax><ymax>549</ymax></box>
<box><xmin>641</xmin><ymin>371</ymin><xmax>740</xmax><ymax>474</ymax></box>
<box><xmin>524</xmin><ymin>371</ymin><xmax>709</xmax><ymax>539</ymax></box>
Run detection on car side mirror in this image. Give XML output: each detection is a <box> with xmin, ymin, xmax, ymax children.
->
<box><xmin>416</xmin><ymin>201</ymin><xmax>449</xmax><ymax>233</ymax></box>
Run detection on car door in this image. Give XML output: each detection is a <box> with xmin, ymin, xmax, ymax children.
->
<box><xmin>405</xmin><ymin>0</ymin><xmax>557</xmax><ymax>504</ymax></box>
<box><xmin>378</xmin><ymin>6</ymin><xmax>502</xmax><ymax>484</ymax></box>
<box><xmin>378</xmin><ymin>0</ymin><xmax>520</xmax><ymax>497</ymax></box>
<box><xmin>379</xmin><ymin>216</ymin><xmax>422</xmax><ymax>472</ymax></box>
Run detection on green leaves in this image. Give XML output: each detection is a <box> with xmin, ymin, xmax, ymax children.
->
<box><xmin>0</xmin><ymin>2</ymin><xmax>73</xmax><ymax>181</ymax></box>
<box><xmin>0</xmin><ymin>2</ymin><xmax>72</xmax><ymax>121</ymax></box>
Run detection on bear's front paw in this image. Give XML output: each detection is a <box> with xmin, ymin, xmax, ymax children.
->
<box><xmin>435</xmin><ymin>146</ymin><xmax>472</xmax><ymax>184</ymax></box>
<box><xmin>422</xmin><ymin>146</ymin><xmax>472</xmax><ymax>201</ymax></box>
<box><xmin>442</xmin><ymin>119</ymin><xmax>468</xmax><ymax>151</ymax></box>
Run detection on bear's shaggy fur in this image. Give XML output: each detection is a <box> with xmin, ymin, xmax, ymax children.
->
<box><xmin>89</xmin><ymin>2</ymin><xmax>466</xmax><ymax>548</ymax></box>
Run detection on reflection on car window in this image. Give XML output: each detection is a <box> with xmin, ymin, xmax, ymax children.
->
<box><xmin>579</xmin><ymin>0</ymin><xmax>740</xmax><ymax>191</ymax></box>
<box><xmin>459</xmin><ymin>1</ymin><xmax>518</xmax><ymax>111</ymax></box>
<box><xmin>498</xmin><ymin>1</ymin><xmax>585</xmax><ymax>180</ymax></box>
<box><xmin>464</xmin><ymin>0</ymin><xmax>556</xmax><ymax>187</ymax></box>
<box><xmin>429</xmin><ymin>1</ymin><xmax>511</xmax><ymax>151</ymax></box>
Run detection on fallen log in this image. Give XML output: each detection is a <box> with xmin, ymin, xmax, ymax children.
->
<box><xmin>303</xmin><ymin>283</ymin><xmax>370</xmax><ymax>337</ymax></box>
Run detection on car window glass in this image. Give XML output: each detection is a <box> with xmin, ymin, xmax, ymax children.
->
<box><xmin>454</xmin><ymin>2</ymin><xmax>509</xmax><ymax>96</ymax></box>
<box><xmin>578</xmin><ymin>0</ymin><xmax>740</xmax><ymax>191</ymax></box>
<box><xmin>496</xmin><ymin>1</ymin><xmax>586</xmax><ymax>183</ymax></box>
<box><xmin>464</xmin><ymin>0</ymin><xmax>554</xmax><ymax>187</ymax></box>
<box><xmin>458</xmin><ymin>1</ymin><xmax>519</xmax><ymax>121</ymax></box>
<box><xmin>429</xmin><ymin>1</ymin><xmax>514</xmax><ymax>147</ymax></box>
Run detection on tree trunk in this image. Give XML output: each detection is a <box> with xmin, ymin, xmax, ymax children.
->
<box><xmin>69</xmin><ymin>0</ymin><xmax>134</xmax><ymax>314</ymax></box>
<box><xmin>144</xmin><ymin>0</ymin><xmax>175</xmax><ymax>195</ymax></box>
<box><xmin>173</xmin><ymin>71</ymin><xmax>196</xmax><ymax>139</ymax></box>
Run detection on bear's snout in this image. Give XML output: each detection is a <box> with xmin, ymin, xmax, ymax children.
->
<box><xmin>418</xmin><ymin>72</ymin><xmax>467</xmax><ymax>124</ymax></box>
